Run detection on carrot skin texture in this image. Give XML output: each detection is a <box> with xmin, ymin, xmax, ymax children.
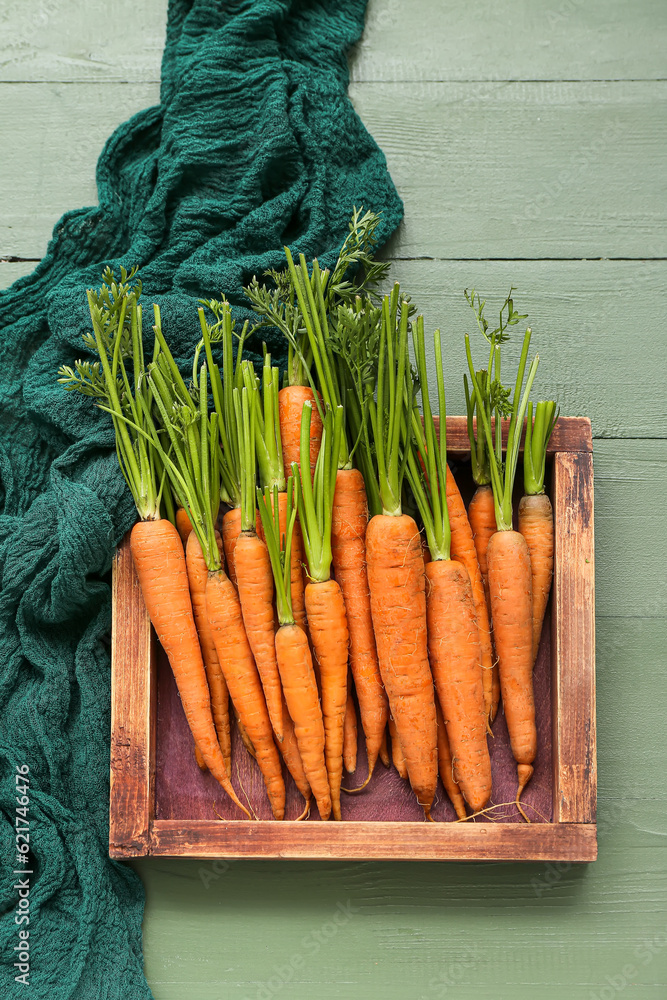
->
<box><xmin>446</xmin><ymin>467</ymin><xmax>497</xmax><ymax>723</ymax></box>
<box><xmin>388</xmin><ymin>717</ymin><xmax>408</xmax><ymax>780</ymax></box>
<box><xmin>279</xmin><ymin>385</ymin><xmax>323</xmax><ymax>476</ymax></box>
<box><xmin>176</xmin><ymin>507</ymin><xmax>193</xmax><ymax>545</ymax></box>
<box><xmin>366</xmin><ymin>513</ymin><xmax>438</xmax><ymax>815</ymax></box>
<box><xmin>235</xmin><ymin>531</ymin><xmax>284</xmax><ymax>741</ymax></box>
<box><xmin>425</xmin><ymin>558</ymin><xmax>492</xmax><ymax>812</ymax></box>
<box><xmin>305</xmin><ymin>579</ymin><xmax>349</xmax><ymax>821</ymax></box>
<box><xmin>185</xmin><ymin>531</ymin><xmax>232</xmax><ymax>774</ymax></box>
<box><xmin>222</xmin><ymin>507</ymin><xmax>242</xmax><ymax>588</ymax></box>
<box><xmin>194</xmin><ymin>743</ymin><xmax>207</xmax><ymax>771</ymax></box>
<box><xmin>275</xmin><ymin>623</ymin><xmax>331</xmax><ymax>820</ymax></box>
<box><xmin>435</xmin><ymin>699</ymin><xmax>467</xmax><ymax>820</ymax></box>
<box><xmin>206</xmin><ymin>569</ymin><xmax>285</xmax><ymax>820</ymax></box>
<box><xmin>468</xmin><ymin>483</ymin><xmax>500</xmax><ymax>720</ymax></box>
<box><xmin>487</xmin><ymin>530</ymin><xmax>535</xmax><ymax>788</ymax></box>
<box><xmin>518</xmin><ymin>493</ymin><xmax>554</xmax><ymax>664</ymax></box>
<box><xmin>343</xmin><ymin>684</ymin><xmax>358</xmax><ymax>775</ymax></box>
<box><xmin>130</xmin><ymin>520</ymin><xmax>247</xmax><ymax>816</ymax></box>
<box><xmin>331</xmin><ymin>468</ymin><xmax>388</xmax><ymax>777</ymax></box>
<box><xmin>379</xmin><ymin>729</ymin><xmax>390</xmax><ymax>768</ymax></box>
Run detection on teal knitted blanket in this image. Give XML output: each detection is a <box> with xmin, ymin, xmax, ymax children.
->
<box><xmin>0</xmin><ymin>2</ymin><xmax>402</xmax><ymax>996</ymax></box>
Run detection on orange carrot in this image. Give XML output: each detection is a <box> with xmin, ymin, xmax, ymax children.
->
<box><xmin>435</xmin><ymin>700</ymin><xmax>467</xmax><ymax>820</ymax></box>
<box><xmin>445</xmin><ymin>466</ymin><xmax>497</xmax><ymax>725</ymax></box>
<box><xmin>520</xmin><ymin>400</ymin><xmax>558</xmax><ymax>663</ymax></box>
<box><xmin>425</xmin><ymin>558</ymin><xmax>491</xmax><ymax>812</ymax></box>
<box><xmin>519</xmin><ymin>493</ymin><xmax>554</xmax><ymax>662</ymax></box>
<box><xmin>331</xmin><ymin>467</ymin><xmax>388</xmax><ymax>778</ymax></box>
<box><xmin>186</xmin><ymin>530</ymin><xmax>232</xmax><ymax>774</ymax></box>
<box><xmin>388</xmin><ymin>717</ymin><xmax>407</xmax><ymax>780</ymax></box>
<box><xmin>379</xmin><ymin>729</ymin><xmax>390</xmax><ymax>768</ymax></box>
<box><xmin>279</xmin><ymin>385</ymin><xmax>322</xmax><ymax>475</ymax></box>
<box><xmin>258</xmin><ymin>483</ymin><xmax>331</xmax><ymax>821</ymax></box>
<box><xmin>221</xmin><ymin>507</ymin><xmax>242</xmax><ymax>588</ymax></box>
<box><xmin>194</xmin><ymin>743</ymin><xmax>207</xmax><ymax>771</ymax></box>
<box><xmin>278</xmin><ymin>695</ymin><xmax>311</xmax><ymax>815</ymax></box>
<box><xmin>343</xmin><ymin>684</ymin><xmax>358</xmax><ymax>774</ymax></box>
<box><xmin>367</xmin><ymin>514</ymin><xmax>437</xmax><ymax>815</ymax></box>
<box><xmin>176</xmin><ymin>506</ymin><xmax>193</xmax><ymax>545</ymax></box>
<box><xmin>131</xmin><ymin>519</ymin><xmax>248</xmax><ymax>817</ymax></box>
<box><xmin>487</xmin><ymin>530</ymin><xmax>534</xmax><ymax>801</ymax></box>
<box><xmin>206</xmin><ymin>568</ymin><xmax>285</xmax><ymax>820</ymax></box>
<box><xmin>235</xmin><ymin>529</ymin><xmax>284</xmax><ymax>741</ymax></box>
<box><xmin>468</xmin><ymin>484</ymin><xmax>495</xmax><ymax>607</ymax></box>
<box><xmin>407</xmin><ymin>319</ymin><xmax>491</xmax><ymax>813</ymax></box>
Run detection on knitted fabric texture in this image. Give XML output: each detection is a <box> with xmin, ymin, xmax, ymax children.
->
<box><xmin>0</xmin><ymin>1</ymin><xmax>402</xmax><ymax>996</ymax></box>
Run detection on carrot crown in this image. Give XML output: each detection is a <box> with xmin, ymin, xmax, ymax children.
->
<box><xmin>465</xmin><ymin>326</ymin><xmax>539</xmax><ymax>531</ymax></box>
<box><xmin>405</xmin><ymin>317</ymin><xmax>451</xmax><ymax>561</ymax></box>
<box><xmin>257</xmin><ymin>481</ymin><xmax>297</xmax><ymax>626</ymax></box>
<box><xmin>524</xmin><ymin>400</ymin><xmax>559</xmax><ymax>495</ymax></box>
<box><xmin>292</xmin><ymin>403</ymin><xmax>343</xmax><ymax>583</ymax></box>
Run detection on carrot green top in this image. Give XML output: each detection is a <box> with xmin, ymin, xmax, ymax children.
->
<box><xmin>465</xmin><ymin>323</ymin><xmax>539</xmax><ymax>532</ymax></box>
<box><xmin>292</xmin><ymin>403</ymin><xmax>343</xmax><ymax>584</ymax></box>
<box><xmin>248</xmin><ymin>355</ymin><xmax>285</xmax><ymax>492</ymax></box>
<box><xmin>524</xmin><ymin>400</ymin><xmax>559</xmax><ymax>495</ymax></box>
<box><xmin>405</xmin><ymin>316</ymin><xmax>451</xmax><ymax>561</ymax></box>
<box><xmin>256</xmin><ymin>482</ymin><xmax>297</xmax><ymax>627</ymax></box>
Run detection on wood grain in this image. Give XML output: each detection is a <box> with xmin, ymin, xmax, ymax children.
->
<box><xmin>552</xmin><ymin>451</ymin><xmax>597</xmax><ymax>824</ymax></box>
<box><xmin>109</xmin><ymin>532</ymin><xmax>156</xmax><ymax>858</ymax></box>
<box><xmin>150</xmin><ymin>819</ymin><xmax>597</xmax><ymax>862</ymax></box>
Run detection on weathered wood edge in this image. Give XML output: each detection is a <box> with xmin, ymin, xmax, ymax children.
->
<box><xmin>437</xmin><ymin>415</ymin><xmax>592</xmax><ymax>455</ymax></box>
<box><xmin>109</xmin><ymin>533</ymin><xmax>156</xmax><ymax>859</ymax></box>
<box><xmin>148</xmin><ymin>819</ymin><xmax>597</xmax><ymax>862</ymax></box>
<box><xmin>552</xmin><ymin>451</ymin><xmax>597</xmax><ymax>825</ymax></box>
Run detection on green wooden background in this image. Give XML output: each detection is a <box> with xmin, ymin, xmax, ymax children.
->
<box><xmin>2</xmin><ymin>2</ymin><xmax>666</xmax><ymax>996</ymax></box>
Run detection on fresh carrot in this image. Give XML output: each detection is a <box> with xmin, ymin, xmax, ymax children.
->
<box><xmin>364</xmin><ymin>290</ymin><xmax>438</xmax><ymax>818</ymax></box>
<box><xmin>435</xmin><ymin>700</ymin><xmax>467</xmax><ymax>820</ymax></box>
<box><xmin>176</xmin><ymin>506</ymin><xmax>193</xmax><ymax>545</ymax></box>
<box><xmin>343</xmin><ymin>682</ymin><xmax>358</xmax><ymax>775</ymax></box>
<box><xmin>221</xmin><ymin>507</ymin><xmax>242</xmax><ymax>588</ymax></box>
<box><xmin>467</xmin><ymin>485</ymin><xmax>495</xmax><ymax>607</ymax></box>
<box><xmin>444</xmin><ymin>465</ymin><xmax>496</xmax><ymax>728</ymax></box>
<box><xmin>285</xmin><ymin>249</ymin><xmax>389</xmax><ymax>783</ymax></box>
<box><xmin>407</xmin><ymin>318</ymin><xmax>491</xmax><ymax>813</ymax></box>
<box><xmin>388</xmin><ymin>717</ymin><xmax>407</xmax><ymax>780</ymax></box>
<box><xmin>279</xmin><ymin>694</ymin><xmax>311</xmax><ymax>817</ymax></box>
<box><xmin>233</xmin><ymin>378</ymin><xmax>284</xmax><ymax>741</ymax></box>
<box><xmin>293</xmin><ymin>403</ymin><xmax>350</xmax><ymax>821</ymax></box>
<box><xmin>279</xmin><ymin>386</ymin><xmax>323</xmax><ymax>475</ymax></box>
<box><xmin>520</xmin><ymin>400</ymin><xmax>558</xmax><ymax>662</ymax></box>
<box><xmin>186</xmin><ymin>529</ymin><xmax>232</xmax><ymax>774</ymax></box>
<box><xmin>257</xmin><ymin>482</ymin><xmax>331</xmax><ymax>820</ymax></box>
<box><xmin>466</xmin><ymin>311</ymin><xmax>540</xmax><ymax>816</ymax></box>
<box><xmin>59</xmin><ymin>275</ymin><xmax>249</xmax><ymax>818</ymax></box>
<box><xmin>379</xmin><ymin>729</ymin><xmax>390</xmax><ymax>769</ymax></box>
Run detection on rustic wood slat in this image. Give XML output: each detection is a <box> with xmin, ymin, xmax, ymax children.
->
<box><xmin>109</xmin><ymin>532</ymin><xmax>156</xmax><ymax>858</ymax></box>
<box><xmin>440</xmin><ymin>415</ymin><xmax>591</xmax><ymax>456</ymax></box>
<box><xmin>552</xmin><ymin>451</ymin><xmax>597</xmax><ymax>824</ymax></box>
<box><xmin>149</xmin><ymin>819</ymin><xmax>597</xmax><ymax>862</ymax></box>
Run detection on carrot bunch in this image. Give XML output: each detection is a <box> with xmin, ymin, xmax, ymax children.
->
<box><xmin>62</xmin><ymin>235</ymin><xmax>561</xmax><ymax>825</ymax></box>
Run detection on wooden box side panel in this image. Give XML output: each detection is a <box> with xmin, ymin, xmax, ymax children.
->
<box><xmin>109</xmin><ymin>533</ymin><xmax>156</xmax><ymax>858</ymax></box>
<box><xmin>552</xmin><ymin>450</ymin><xmax>597</xmax><ymax>824</ymax></box>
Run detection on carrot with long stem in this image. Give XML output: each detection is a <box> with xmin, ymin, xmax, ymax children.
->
<box><xmin>257</xmin><ymin>482</ymin><xmax>331</xmax><ymax>820</ymax></box>
<box><xmin>466</xmin><ymin>321</ymin><xmax>540</xmax><ymax>817</ymax></box>
<box><xmin>364</xmin><ymin>287</ymin><xmax>438</xmax><ymax>818</ymax></box>
<box><xmin>406</xmin><ymin>317</ymin><xmax>491</xmax><ymax>813</ymax></box>
<box><xmin>520</xmin><ymin>400</ymin><xmax>558</xmax><ymax>663</ymax></box>
<box><xmin>287</xmin><ymin>251</ymin><xmax>389</xmax><ymax>784</ymax></box>
<box><xmin>232</xmin><ymin>377</ymin><xmax>284</xmax><ymax>742</ymax></box>
<box><xmin>148</xmin><ymin>326</ymin><xmax>284</xmax><ymax>820</ymax></box>
<box><xmin>59</xmin><ymin>271</ymin><xmax>248</xmax><ymax>817</ymax></box>
<box><xmin>293</xmin><ymin>403</ymin><xmax>350</xmax><ymax>821</ymax></box>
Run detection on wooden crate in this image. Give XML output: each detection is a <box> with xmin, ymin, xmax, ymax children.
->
<box><xmin>109</xmin><ymin>416</ymin><xmax>596</xmax><ymax>862</ymax></box>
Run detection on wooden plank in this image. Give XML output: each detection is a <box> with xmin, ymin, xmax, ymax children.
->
<box><xmin>2</xmin><ymin>81</ymin><xmax>667</xmax><ymax>260</ymax></box>
<box><xmin>388</xmin><ymin>260</ymin><xmax>667</xmax><ymax>440</ymax></box>
<box><xmin>551</xmin><ymin>452</ymin><xmax>596</xmax><ymax>823</ymax></box>
<box><xmin>350</xmin><ymin>80</ymin><xmax>667</xmax><ymax>259</ymax></box>
<box><xmin>2</xmin><ymin>0</ymin><xmax>665</xmax><ymax>84</ymax></box>
<box><xmin>150</xmin><ymin>819</ymin><xmax>597</xmax><ymax>862</ymax></box>
<box><xmin>109</xmin><ymin>532</ymin><xmax>156</xmax><ymax>858</ymax></box>
<box><xmin>441</xmin><ymin>415</ymin><xmax>591</xmax><ymax>456</ymax></box>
